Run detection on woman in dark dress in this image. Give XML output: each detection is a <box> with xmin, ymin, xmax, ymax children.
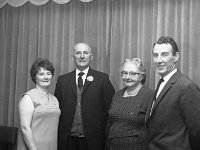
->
<box><xmin>108</xmin><ymin>58</ymin><xmax>153</xmax><ymax>150</ymax></box>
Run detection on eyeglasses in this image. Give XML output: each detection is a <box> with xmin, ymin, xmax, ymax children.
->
<box><xmin>121</xmin><ymin>71</ymin><xmax>141</xmax><ymax>78</ymax></box>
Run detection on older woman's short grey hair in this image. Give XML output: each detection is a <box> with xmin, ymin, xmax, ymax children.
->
<box><xmin>121</xmin><ymin>58</ymin><xmax>146</xmax><ymax>84</ymax></box>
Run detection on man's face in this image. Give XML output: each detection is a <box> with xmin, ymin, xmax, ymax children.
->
<box><xmin>152</xmin><ymin>43</ymin><xmax>179</xmax><ymax>77</ymax></box>
<box><xmin>73</xmin><ymin>43</ymin><xmax>93</xmax><ymax>70</ymax></box>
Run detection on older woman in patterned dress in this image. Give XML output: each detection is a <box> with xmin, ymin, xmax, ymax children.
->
<box><xmin>107</xmin><ymin>58</ymin><xmax>153</xmax><ymax>150</ymax></box>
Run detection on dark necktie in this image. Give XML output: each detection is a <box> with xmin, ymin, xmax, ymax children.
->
<box><xmin>154</xmin><ymin>78</ymin><xmax>164</xmax><ymax>99</ymax></box>
<box><xmin>78</xmin><ymin>72</ymin><xmax>84</xmax><ymax>90</ymax></box>
<box><xmin>150</xmin><ymin>78</ymin><xmax>164</xmax><ymax>115</ymax></box>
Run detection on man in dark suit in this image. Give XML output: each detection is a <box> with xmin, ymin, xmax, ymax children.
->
<box><xmin>146</xmin><ymin>36</ymin><xmax>200</xmax><ymax>150</ymax></box>
<box><xmin>54</xmin><ymin>43</ymin><xmax>115</xmax><ymax>150</ymax></box>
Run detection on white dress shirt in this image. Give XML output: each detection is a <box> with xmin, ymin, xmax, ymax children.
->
<box><xmin>156</xmin><ymin>68</ymin><xmax>177</xmax><ymax>98</ymax></box>
<box><xmin>76</xmin><ymin>67</ymin><xmax>89</xmax><ymax>86</ymax></box>
<box><xmin>150</xmin><ymin>68</ymin><xmax>177</xmax><ymax>116</ymax></box>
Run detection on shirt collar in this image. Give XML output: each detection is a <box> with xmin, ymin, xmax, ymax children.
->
<box><xmin>76</xmin><ymin>67</ymin><xmax>89</xmax><ymax>76</ymax></box>
<box><xmin>163</xmin><ymin>68</ymin><xmax>177</xmax><ymax>82</ymax></box>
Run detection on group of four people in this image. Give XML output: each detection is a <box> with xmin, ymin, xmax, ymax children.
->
<box><xmin>17</xmin><ymin>36</ymin><xmax>200</xmax><ymax>150</ymax></box>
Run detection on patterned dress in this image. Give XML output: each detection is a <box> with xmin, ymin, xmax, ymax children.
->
<box><xmin>108</xmin><ymin>85</ymin><xmax>153</xmax><ymax>150</ymax></box>
<box><xmin>17</xmin><ymin>88</ymin><xmax>61</xmax><ymax>150</ymax></box>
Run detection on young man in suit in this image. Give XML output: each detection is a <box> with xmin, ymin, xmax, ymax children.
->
<box><xmin>54</xmin><ymin>43</ymin><xmax>115</xmax><ymax>150</ymax></box>
<box><xmin>146</xmin><ymin>36</ymin><xmax>200</xmax><ymax>150</ymax></box>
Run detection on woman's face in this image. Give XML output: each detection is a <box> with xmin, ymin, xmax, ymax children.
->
<box><xmin>35</xmin><ymin>67</ymin><xmax>52</xmax><ymax>89</ymax></box>
<box><xmin>121</xmin><ymin>62</ymin><xmax>143</xmax><ymax>88</ymax></box>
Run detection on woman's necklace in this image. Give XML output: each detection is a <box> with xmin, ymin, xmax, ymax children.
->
<box><xmin>126</xmin><ymin>91</ymin><xmax>138</xmax><ymax>96</ymax></box>
<box><xmin>125</xmin><ymin>84</ymin><xmax>143</xmax><ymax>97</ymax></box>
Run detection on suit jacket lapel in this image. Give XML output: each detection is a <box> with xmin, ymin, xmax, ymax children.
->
<box><xmin>151</xmin><ymin>70</ymin><xmax>182</xmax><ymax>116</ymax></box>
<box><xmin>151</xmin><ymin>82</ymin><xmax>172</xmax><ymax>113</ymax></box>
<box><xmin>82</xmin><ymin>68</ymin><xmax>93</xmax><ymax>95</ymax></box>
<box><xmin>70</xmin><ymin>70</ymin><xmax>77</xmax><ymax>96</ymax></box>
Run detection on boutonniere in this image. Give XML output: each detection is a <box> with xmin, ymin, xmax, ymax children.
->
<box><xmin>86</xmin><ymin>76</ymin><xmax>94</xmax><ymax>82</ymax></box>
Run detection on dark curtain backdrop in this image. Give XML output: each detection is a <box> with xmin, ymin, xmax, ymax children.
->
<box><xmin>1</xmin><ymin>0</ymin><xmax>200</xmax><ymax>126</ymax></box>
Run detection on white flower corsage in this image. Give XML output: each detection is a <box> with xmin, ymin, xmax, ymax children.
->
<box><xmin>86</xmin><ymin>76</ymin><xmax>94</xmax><ymax>82</ymax></box>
